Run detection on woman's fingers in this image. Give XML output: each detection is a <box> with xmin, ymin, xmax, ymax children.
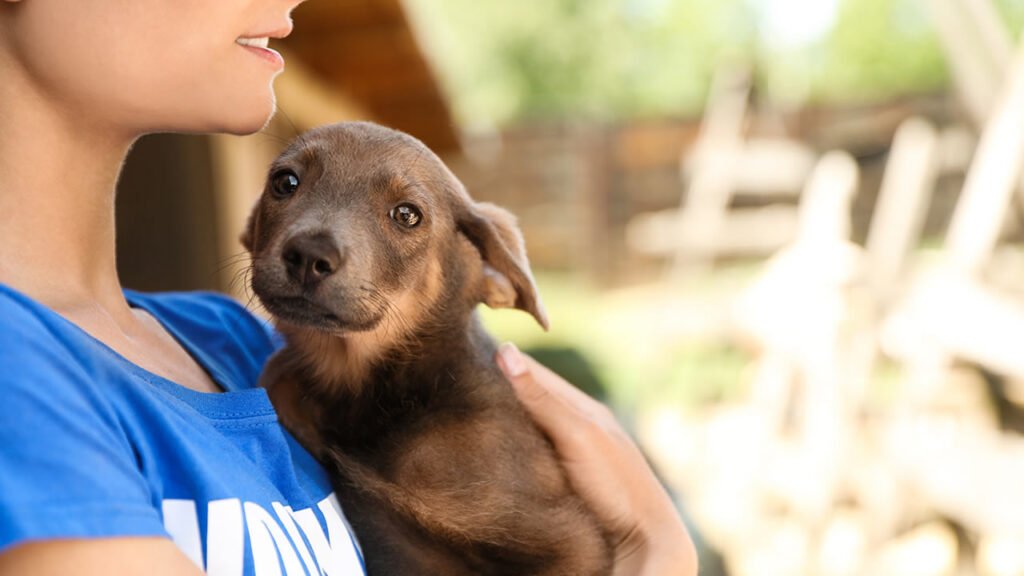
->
<box><xmin>497</xmin><ymin>342</ymin><xmax>565</xmax><ymax>418</ymax></box>
<box><xmin>499</xmin><ymin>342</ymin><xmax>610</xmax><ymax>409</ymax></box>
<box><xmin>496</xmin><ymin>342</ymin><xmax>602</xmax><ymax>452</ymax></box>
<box><xmin>496</xmin><ymin>341</ymin><xmax>699</xmax><ymax>576</ymax></box>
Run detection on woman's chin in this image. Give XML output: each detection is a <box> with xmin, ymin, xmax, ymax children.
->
<box><xmin>153</xmin><ymin>107</ymin><xmax>276</xmax><ymax>137</ymax></box>
<box><xmin>194</xmin><ymin>86</ymin><xmax>279</xmax><ymax>136</ymax></box>
<box><xmin>218</xmin><ymin>99</ymin><xmax>278</xmax><ymax>135</ymax></box>
<box><xmin>221</xmin><ymin>115</ymin><xmax>275</xmax><ymax>136</ymax></box>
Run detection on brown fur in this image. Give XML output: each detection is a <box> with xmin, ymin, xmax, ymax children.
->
<box><xmin>244</xmin><ymin>121</ymin><xmax>612</xmax><ymax>575</ymax></box>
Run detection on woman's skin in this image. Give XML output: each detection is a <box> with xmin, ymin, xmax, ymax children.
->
<box><xmin>497</xmin><ymin>344</ymin><xmax>698</xmax><ymax>575</ymax></box>
<box><xmin>0</xmin><ymin>0</ymin><xmax>698</xmax><ymax>574</ymax></box>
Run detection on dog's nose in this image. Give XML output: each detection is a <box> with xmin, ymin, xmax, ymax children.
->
<box><xmin>281</xmin><ymin>233</ymin><xmax>343</xmax><ymax>288</ymax></box>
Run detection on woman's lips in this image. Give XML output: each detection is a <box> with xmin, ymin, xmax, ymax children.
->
<box><xmin>236</xmin><ymin>37</ymin><xmax>284</xmax><ymax>69</ymax></box>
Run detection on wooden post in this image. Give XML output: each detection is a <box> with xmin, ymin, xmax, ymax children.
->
<box><xmin>927</xmin><ymin>0</ymin><xmax>1012</xmax><ymax>128</ymax></box>
<box><xmin>945</xmin><ymin>42</ymin><xmax>1024</xmax><ymax>275</ymax></box>
<box><xmin>668</xmin><ymin>67</ymin><xmax>751</xmax><ymax>277</ymax></box>
<box><xmin>864</xmin><ymin>118</ymin><xmax>941</xmax><ymax>304</ymax></box>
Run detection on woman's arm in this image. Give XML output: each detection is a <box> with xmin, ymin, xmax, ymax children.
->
<box><xmin>496</xmin><ymin>343</ymin><xmax>698</xmax><ymax>576</ymax></box>
<box><xmin>0</xmin><ymin>538</ymin><xmax>205</xmax><ymax>576</ymax></box>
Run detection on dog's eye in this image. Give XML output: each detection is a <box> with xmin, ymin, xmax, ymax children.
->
<box><xmin>389</xmin><ymin>203</ymin><xmax>422</xmax><ymax>228</ymax></box>
<box><xmin>271</xmin><ymin>170</ymin><xmax>300</xmax><ymax>198</ymax></box>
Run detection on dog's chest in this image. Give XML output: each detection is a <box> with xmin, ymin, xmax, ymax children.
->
<box><xmin>320</xmin><ymin>367</ymin><xmax>486</xmax><ymax>459</ymax></box>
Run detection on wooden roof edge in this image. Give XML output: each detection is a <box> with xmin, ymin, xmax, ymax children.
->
<box><xmin>275</xmin><ymin>48</ymin><xmax>372</xmax><ymax>131</ymax></box>
<box><xmin>397</xmin><ymin>0</ymin><xmax>462</xmax><ymax>150</ymax></box>
<box><xmin>275</xmin><ymin>0</ymin><xmax>463</xmax><ymax>155</ymax></box>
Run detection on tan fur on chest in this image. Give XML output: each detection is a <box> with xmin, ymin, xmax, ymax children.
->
<box><xmin>275</xmin><ymin>256</ymin><xmax>446</xmax><ymax>399</ymax></box>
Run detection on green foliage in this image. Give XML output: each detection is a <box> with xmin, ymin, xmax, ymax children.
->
<box><xmin>407</xmin><ymin>0</ymin><xmax>1016</xmax><ymax>125</ymax></box>
<box><xmin>477</xmin><ymin>273</ymin><xmax>753</xmax><ymax>411</ymax></box>
<box><xmin>994</xmin><ymin>0</ymin><xmax>1024</xmax><ymax>35</ymax></box>
<box><xmin>811</xmin><ymin>0</ymin><xmax>948</xmax><ymax>102</ymax></box>
<box><xmin>407</xmin><ymin>0</ymin><xmax>755</xmax><ymax>125</ymax></box>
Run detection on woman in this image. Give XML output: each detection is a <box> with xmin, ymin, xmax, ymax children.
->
<box><xmin>0</xmin><ymin>0</ymin><xmax>697</xmax><ymax>574</ymax></box>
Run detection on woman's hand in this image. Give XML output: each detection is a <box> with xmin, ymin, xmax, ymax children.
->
<box><xmin>496</xmin><ymin>343</ymin><xmax>698</xmax><ymax>576</ymax></box>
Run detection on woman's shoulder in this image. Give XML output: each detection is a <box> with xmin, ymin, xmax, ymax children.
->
<box><xmin>125</xmin><ymin>290</ymin><xmax>283</xmax><ymax>392</ymax></box>
<box><xmin>0</xmin><ymin>286</ymin><xmax>283</xmax><ymax>393</ymax></box>
<box><xmin>0</xmin><ymin>284</ymin><xmax>88</xmax><ymax>372</ymax></box>
<box><xmin>0</xmin><ymin>289</ymin><xmax>169</xmax><ymax>553</ymax></box>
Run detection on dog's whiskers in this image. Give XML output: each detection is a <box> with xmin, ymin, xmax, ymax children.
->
<box><xmin>356</xmin><ymin>284</ymin><xmax>419</xmax><ymax>363</ymax></box>
<box><xmin>216</xmin><ymin>250</ymin><xmax>254</xmax><ymax>267</ymax></box>
<box><xmin>271</xmin><ymin>104</ymin><xmax>300</xmax><ymax>139</ymax></box>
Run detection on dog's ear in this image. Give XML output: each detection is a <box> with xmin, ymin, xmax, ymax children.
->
<box><xmin>458</xmin><ymin>202</ymin><xmax>549</xmax><ymax>330</ymax></box>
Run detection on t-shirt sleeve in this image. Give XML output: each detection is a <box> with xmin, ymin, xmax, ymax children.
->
<box><xmin>0</xmin><ymin>316</ymin><xmax>167</xmax><ymax>553</ymax></box>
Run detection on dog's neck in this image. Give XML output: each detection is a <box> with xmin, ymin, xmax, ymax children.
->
<box><xmin>274</xmin><ymin>243</ymin><xmax>496</xmax><ymax>400</ymax></box>
<box><xmin>264</xmin><ymin>239</ymin><xmax>520</xmax><ymax>452</ymax></box>
<box><xmin>271</xmin><ymin>305</ymin><xmax>499</xmax><ymax>447</ymax></box>
<box><xmin>279</xmin><ymin>299</ymin><xmax>487</xmax><ymax>380</ymax></box>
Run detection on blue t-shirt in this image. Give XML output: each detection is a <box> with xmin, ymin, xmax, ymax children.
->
<box><xmin>0</xmin><ymin>285</ymin><xmax>366</xmax><ymax>575</ymax></box>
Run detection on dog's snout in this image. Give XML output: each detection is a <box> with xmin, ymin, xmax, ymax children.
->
<box><xmin>282</xmin><ymin>233</ymin><xmax>343</xmax><ymax>288</ymax></box>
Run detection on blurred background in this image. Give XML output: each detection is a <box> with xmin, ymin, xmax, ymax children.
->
<box><xmin>116</xmin><ymin>0</ymin><xmax>1024</xmax><ymax>574</ymax></box>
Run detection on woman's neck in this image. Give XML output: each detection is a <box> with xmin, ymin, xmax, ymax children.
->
<box><xmin>0</xmin><ymin>61</ymin><xmax>136</xmax><ymax>318</ymax></box>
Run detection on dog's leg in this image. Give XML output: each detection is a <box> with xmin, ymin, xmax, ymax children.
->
<box><xmin>337</xmin><ymin>488</ymin><xmax>478</xmax><ymax>576</ymax></box>
<box><xmin>327</xmin><ymin>419</ymin><xmax>613</xmax><ymax>575</ymax></box>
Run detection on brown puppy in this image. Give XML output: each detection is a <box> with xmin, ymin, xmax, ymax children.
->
<box><xmin>242</xmin><ymin>121</ymin><xmax>612</xmax><ymax>575</ymax></box>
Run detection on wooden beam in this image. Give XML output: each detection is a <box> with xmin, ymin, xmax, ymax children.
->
<box><xmin>274</xmin><ymin>49</ymin><xmax>368</xmax><ymax>130</ymax></box>
<box><xmin>945</xmin><ymin>42</ymin><xmax>1024</xmax><ymax>275</ymax></box>
<box><xmin>290</xmin><ymin>0</ymin><xmax>406</xmax><ymax>32</ymax></box>
<box><xmin>864</xmin><ymin>117</ymin><xmax>940</xmax><ymax>302</ymax></box>
<box><xmin>927</xmin><ymin>0</ymin><xmax>1012</xmax><ymax>127</ymax></box>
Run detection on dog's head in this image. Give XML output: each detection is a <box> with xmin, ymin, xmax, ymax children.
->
<box><xmin>243</xmin><ymin>122</ymin><xmax>548</xmax><ymax>348</ymax></box>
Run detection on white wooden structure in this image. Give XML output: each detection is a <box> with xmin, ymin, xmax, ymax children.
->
<box><xmin>625</xmin><ymin>67</ymin><xmax>817</xmax><ymax>275</ymax></box>
<box><xmin>883</xmin><ymin>39</ymin><xmax>1024</xmax><ymax>391</ymax></box>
